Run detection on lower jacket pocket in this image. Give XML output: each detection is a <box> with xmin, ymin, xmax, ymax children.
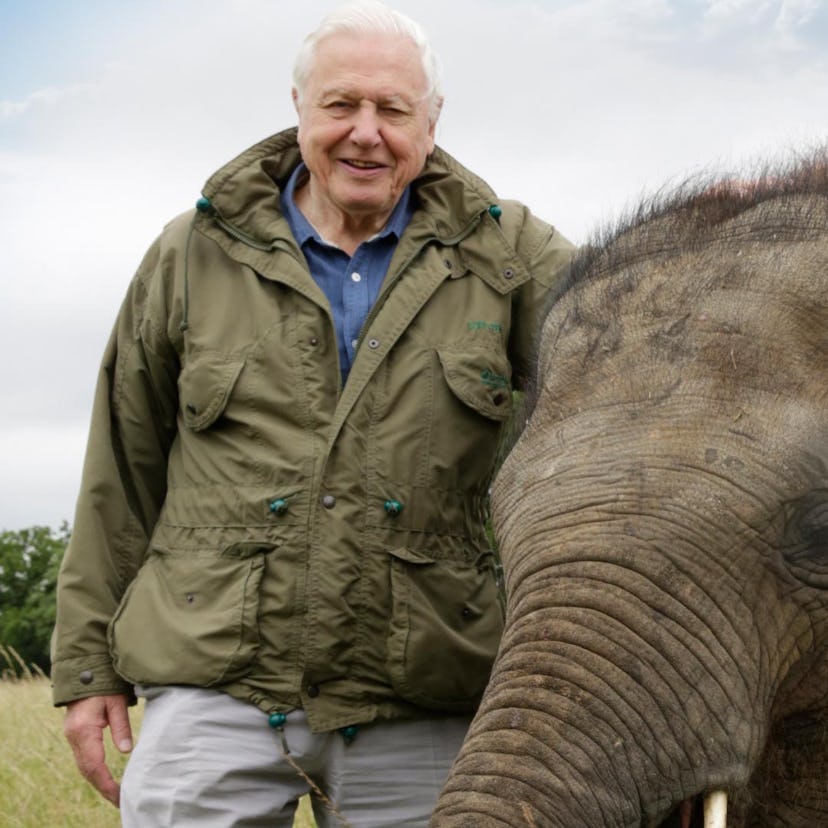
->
<box><xmin>108</xmin><ymin>542</ymin><xmax>268</xmax><ymax>686</ymax></box>
<box><xmin>386</xmin><ymin>547</ymin><xmax>504</xmax><ymax>710</ymax></box>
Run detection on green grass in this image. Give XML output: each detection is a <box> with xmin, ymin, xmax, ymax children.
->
<box><xmin>0</xmin><ymin>647</ymin><xmax>316</xmax><ymax>827</ymax></box>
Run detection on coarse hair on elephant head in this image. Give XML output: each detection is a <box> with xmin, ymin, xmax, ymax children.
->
<box><xmin>432</xmin><ymin>147</ymin><xmax>828</xmax><ymax>827</ymax></box>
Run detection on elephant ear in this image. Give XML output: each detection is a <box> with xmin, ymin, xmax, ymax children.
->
<box><xmin>779</xmin><ymin>488</ymin><xmax>828</xmax><ymax>589</ymax></box>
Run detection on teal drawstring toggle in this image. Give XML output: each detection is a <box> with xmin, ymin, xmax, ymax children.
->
<box><xmin>268</xmin><ymin>712</ymin><xmax>287</xmax><ymax>728</ymax></box>
<box><xmin>340</xmin><ymin>725</ymin><xmax>358</xmax><ymax>745</ymax></box>
<box><xmin>384</xmin><ymin>500</ymin><xmax>403</xmax><ymax>517</ymax></box>
<box><xmin>268</xmin><ymin>711</ymin><xmax>290</xmax><ymax>754</ymax></box>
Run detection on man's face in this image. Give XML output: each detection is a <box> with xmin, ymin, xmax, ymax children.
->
<box><xmin>293</xmin><ymin>31</ymin><xmax>438</xmax><ymax>227</ymax></box>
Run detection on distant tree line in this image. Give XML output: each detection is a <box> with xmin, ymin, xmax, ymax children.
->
<box><xmin>0</xmin><ymin>524</ymin><xmax>68</xmax><ymax>677</ymax></box>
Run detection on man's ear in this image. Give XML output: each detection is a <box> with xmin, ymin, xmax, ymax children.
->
<box><xmin>291</xmin><ymin>87</ymin><xmax>300</xmax><ymax>114</ymax></box>
<box><xmin>427</xmin><ymin>96</ymin><xmax>444</xmax><ymax>153</ymax></box>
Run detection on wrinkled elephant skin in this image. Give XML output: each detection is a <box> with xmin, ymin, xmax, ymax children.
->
<box><xmin>432</xmin><ymin>152</ymin><xmax>828</xmax><ymax>827</ymax></box>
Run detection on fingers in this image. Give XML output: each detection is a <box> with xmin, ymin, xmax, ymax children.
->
<box><xmin>64</xmin><ymin>694</ymin><xmax>131</xmax><ymax>807</ymax></box>
<box><xmin>105</xmin><ymin>694</ymin><xmax>134</xmax><ymax>754</ymax></box>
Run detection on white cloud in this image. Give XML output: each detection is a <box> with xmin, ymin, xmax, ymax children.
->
<box><xmin>0</xmin><ymin>83</ymin><xmax>96</xmax><ymax>120</ymax></box>
<box><xmin>700</xmin><ymin>0</ymin><xmax>822</xmax><ymax>48</ymax></box>
<box><xmin>0</xmin><ymin>425</ymin><xmax>88</xmax><ymax>530</ymax></box>
<box><xmin>774</xmin><ymin>0</ymin><xmax>822</xmax><ymax>48</ymax></box>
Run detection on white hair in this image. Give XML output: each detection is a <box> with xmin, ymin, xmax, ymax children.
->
<box><xmin>292</xmin><ymin>0</ymin><xmax>444</xmax><ymax>123</ymax></box>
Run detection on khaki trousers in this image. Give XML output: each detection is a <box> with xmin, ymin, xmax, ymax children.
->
<box><xmin>120</xmin><ymin>686</ymin><xmax>471</xmax><ymax>828</ymax></box>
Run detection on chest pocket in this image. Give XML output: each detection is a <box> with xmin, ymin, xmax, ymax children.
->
<box><xmin>179</xmin><ymin>356</ymin><xmax>245</xmax><ymax>431</ymax></box>
<box><xmin>437</xmin><ymin>348</ymin><xmax>513</xmax><ymax>421</ymax></box>
<box><xmin>410</xmin><ymin>346</ymin><xmax>514</xmax><ymax>494</ymax></box>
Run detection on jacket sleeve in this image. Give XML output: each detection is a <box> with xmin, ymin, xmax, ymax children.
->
<box><xmin>503</xmin><ymin>201</ymin><xmax>575</xmax><ymax>390</ymax></box>
<box><xmin>51</xmin><ymin>234</ymin><xmax>181</xmax><ymax>705</ymax></box>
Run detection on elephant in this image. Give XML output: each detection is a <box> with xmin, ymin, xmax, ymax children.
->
<box><xmin>431</xmin><ymin>149</ymin><xmax>828</xmax><ymax>827</ymax></box>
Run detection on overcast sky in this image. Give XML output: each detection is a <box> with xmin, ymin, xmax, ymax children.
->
<box><xmin>1</xmin><ymin>0</ymin><xmax>826</xmax><ymax>531</ymax></box>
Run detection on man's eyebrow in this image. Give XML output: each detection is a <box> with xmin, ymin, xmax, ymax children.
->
<box><xmin>316</xmin><ymin>88</ymin><xmax>355</xmax><ymax>104</ymax></box>
<box><xmin>378</xmin><ymin>94</ymin><xmax>413</xmax><ymax>108</ymax></box>
<box><xmin>317</xmin><ymin>88</ymin><xmax>416</xmax><ymax>107</ymax></box>
<box><xmin>319</xmin><ymin>87</ymin><xmax>355</xmax><ymax>98</ymax></box>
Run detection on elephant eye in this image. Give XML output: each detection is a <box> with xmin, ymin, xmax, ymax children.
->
<box><xmin>779</xmin><ymin>488</ymin><xmax>828</xmax><ymax>589</ymax></box>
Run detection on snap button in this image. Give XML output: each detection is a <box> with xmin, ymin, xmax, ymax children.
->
<box><xmin>79</xmin><ymin>670</ymin><xmax>94</xmax><ymax>685</ymax></box>
<box><xmin>384</xmin><ymin>499</ymin><xmax>403</xmax><ymax>517</ymax></box>
<box><xmin>309</xmin><ymin>337</ymin><xmax>319</xmax><ymax>346</ymax></box>
<box><xmin>322</xmin><ymin>495</ymin><xmax>336</xmax><ymax>509</ymax></box>
<box><xmin>186</xmin><ymin>593</ymin><xmax>195</xmax><ymax>603</ymax></box>
<box><xmin>307</xmin><ymin>684</ymin><xmax>320</xmax><ymax>698</ymax></box>
<box><xmin>503</xmin><ymin>268</ymin><xmax>514</xmax><ymax>279</ymax></box>
<box><xmin>368</xmin><ymin>339</ymin><xmax>380</xmax><ymax>349</ymax></box>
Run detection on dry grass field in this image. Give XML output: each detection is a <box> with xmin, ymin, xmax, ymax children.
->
<box><xmin>0</xmin><ymin>650</ymin><xmax>316</xmax><ymax>827</ymax></box>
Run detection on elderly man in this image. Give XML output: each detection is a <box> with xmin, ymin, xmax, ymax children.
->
<box><xmin>51</xmin><ymin>1</ymin><xmax>573</xmax><ymax>826</ymax></box>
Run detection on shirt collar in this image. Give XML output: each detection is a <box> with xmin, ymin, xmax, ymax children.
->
<box><xmin>281</xmin><ymin>162</ymin><xmax>414</xmax><ymax>249</ymax></box>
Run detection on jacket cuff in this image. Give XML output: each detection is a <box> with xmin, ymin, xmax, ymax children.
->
<box><xmin>50</xmin><ymin>653</ymin><xmax>134</xmax><ymax>706</ymax></box>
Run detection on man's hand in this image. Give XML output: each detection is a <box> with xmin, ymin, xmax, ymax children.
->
<box><xmin>64</xmin><ymin>694</ymin><xmax>133</xmax><ymax>807</ymax></box>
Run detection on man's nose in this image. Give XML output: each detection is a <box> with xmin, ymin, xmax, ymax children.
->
<box><xmin>350</xmin><ymin>103</ymin><xmax>382</xmax><ymax>144</ymax></box>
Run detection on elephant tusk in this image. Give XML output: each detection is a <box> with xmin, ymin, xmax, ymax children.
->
<box><xmin>703</xmin><ymin>791</ymin><xmax>727</xmax><ymax>828</ymax></box>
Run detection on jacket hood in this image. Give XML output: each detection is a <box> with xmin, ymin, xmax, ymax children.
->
<box><xmin>198</xmin><ymin>127</ymin><xmax>499</xmax><ymax>247</ymax></box>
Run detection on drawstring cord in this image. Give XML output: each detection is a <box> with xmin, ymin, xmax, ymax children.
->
<box><xmin>268</xmin><ymin>713</ymin><xmax>354</xmax><ymax>827</ymax></box>
<box><xmin>179</xmin><ymin>214</ymin><xmax>197</xmax><ymax>339</ymax></box>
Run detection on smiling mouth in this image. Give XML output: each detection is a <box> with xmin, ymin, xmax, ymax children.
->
<box><xmin>343</xmin><ymin>159</ymin><xmax>385</xmax><ymax>170</ymax></box>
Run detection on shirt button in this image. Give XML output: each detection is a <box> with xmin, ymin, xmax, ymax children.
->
<box><xmin>351</xmin><ymin>272</ymin><xmax>362</xmax><ymax>282</ymax></box>
<box><xmin>322</xmin><ymin>495</ymin><xmax>336</xmax><ymax>509</ymax></box>
<box><xmin>351</xmin><ymin>339</ymin><xmax>358</xmax><ymax>349</ymax></box>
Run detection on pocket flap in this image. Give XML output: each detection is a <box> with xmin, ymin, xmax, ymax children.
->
<box><xmin>179</xmin><ymin>357</ymin><xmax>245</xmax><ymax>431</ymax></box>
<box><xmin>437</xmin><ymin>349</ymin><xmax>512</xmax><ymax>421</ymax></box>
<box><xmin>388</xmin><ymin>547</ymin><xmax>434</xmax><ymax>566</ymax></box>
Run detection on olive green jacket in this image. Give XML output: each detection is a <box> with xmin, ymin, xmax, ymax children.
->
<box><xmin>51</xmin><ymin>128</ymin><xmax>573</xmax><ymax>732</ymax></box>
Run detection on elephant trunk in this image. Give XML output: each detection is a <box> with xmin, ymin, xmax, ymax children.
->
<box><xmin>432</xmin><ymin>512</ymin><xmax>777</xmax><ymax>827</ymax></box>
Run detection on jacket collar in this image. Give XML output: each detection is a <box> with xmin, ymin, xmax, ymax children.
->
<box><xmin>199</xmin><ymin>127</ymin><xmax>498</xmax><ymax>248</ymax></box>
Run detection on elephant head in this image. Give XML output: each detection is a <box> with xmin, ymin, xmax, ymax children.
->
<box><xmin>432</xmin><ymin>150</ymin><xmax>828</xmax><ymax>827</ymax></box>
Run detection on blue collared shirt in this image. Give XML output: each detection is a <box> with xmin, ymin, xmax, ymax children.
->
<box><xmin>281</xmin><ymin>163</ymin><xmax>414</xmax><ymax>385</ymax></box>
